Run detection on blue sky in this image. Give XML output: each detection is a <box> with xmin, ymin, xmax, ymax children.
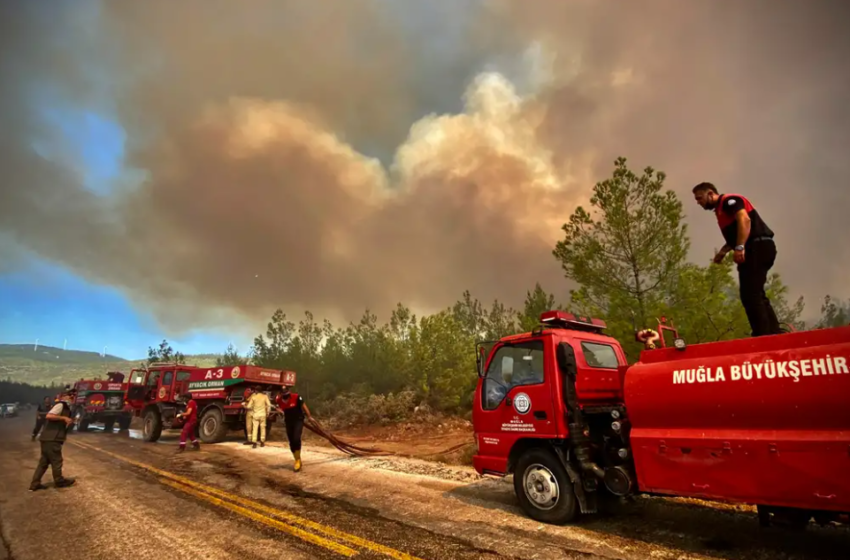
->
<box><xmin>0</xmin><ymin>109</ymin><xmax>251</xmax><ymax>359</ymax></box>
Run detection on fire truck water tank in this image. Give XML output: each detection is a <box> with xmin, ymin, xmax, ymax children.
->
<box><xmin>623</xmin><ymin>326</ymin><xmax>850</xmax><ymax>513</ymax></box>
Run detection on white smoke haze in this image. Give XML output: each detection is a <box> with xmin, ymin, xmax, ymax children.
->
<box><xmin>1</xmin><ymin>0</ymin><xmax>848</xmax><ymax>334</ymax></box>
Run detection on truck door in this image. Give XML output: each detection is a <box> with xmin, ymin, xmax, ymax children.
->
<box><xmin>174</xmin><ymin>370</ymin><xmax>192</xmax><ymax>399</ymax></box>
<box><xmin>160</xmin><ymin>369</ymin><xmax>175</xmax><ymax>401</ymax></box>
<box><xmin>474</xmin><ymin>339</ymin><xmax>557</xmax><ymax>474</ymax></box>
<box><xmin>126</xmin><ymin>369</ymin><xmax>149</xmax><ymax>409</ymax></box>
<box><xmin>146</xmin><ymin>369</ymin><xmax>162</xmax><ymax>401</ymax></box>
<box><xmin>573</xmin><ymin>338</ymin><xmax>626</xmax><ymax>404</ymax></box>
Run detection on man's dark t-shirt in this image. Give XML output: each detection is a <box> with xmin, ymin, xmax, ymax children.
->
<box><xmin>714</xmin><ymin>193</ymin><xmax>774</xmax><ymax>248</ymax></box>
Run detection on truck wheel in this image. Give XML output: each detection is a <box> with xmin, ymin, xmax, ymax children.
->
<box><xmin>118</xmin><ymin>415</ymin><xmax>132</xmax><ymax>432</ymax></box>
<box><xmin>74</xmin><ymin>410</ymin><xmax>88</xmax><ymax>432</ymax></box>
<box><xmin>103</xmin><ymin>418</ymin><xmax>116</xmax><ymax>433</ymax></box>
<box><xmin>199</xmin><ymin>408</ymin><xmax>228</xmax><ymax>443</ymax></box>
<box><xmin>514</xmin><ymin>448</ymin><xmax>578</xmax><ymax>524</ymax></box>
<box><xmin>142</xmin><ymin>409</ymin><xmax>162</xmax><ymax>442</ymax></box>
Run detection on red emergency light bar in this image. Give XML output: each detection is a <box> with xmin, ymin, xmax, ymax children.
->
<box><xmin>539</xmin><ymin>310</ymin><xmax>607</xmax><ymax>332</ymax></box>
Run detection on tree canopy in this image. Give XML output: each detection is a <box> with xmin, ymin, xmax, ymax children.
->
<box><xmin>147</xmin><ymin>340</ymin><xmax>185</xmax><ymax>365</ymax></box>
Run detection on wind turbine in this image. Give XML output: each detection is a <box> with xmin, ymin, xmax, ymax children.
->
<box><xmin>63</xmin><ymin>339</ymin><xmax>67</xmax><ymax>351</ymax></box>
<box><xmin>102</xmin><ymin>346</ymin><xmax>108</xmax><ymax>358</ymax></box>
<box><xmin>34</xmin><ymin>339</ymin><xmax>39</xmax><ymax>352</ymax></box>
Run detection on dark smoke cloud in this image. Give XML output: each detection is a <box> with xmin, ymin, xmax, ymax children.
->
<box><xmin>1</xmin><ymin>0</ymin><xmax>848</xmax><ymax>333</ymax></box>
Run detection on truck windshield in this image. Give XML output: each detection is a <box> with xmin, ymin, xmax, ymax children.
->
<box><xmin>482</xmin><ymin>340</ymin><xmax>544</xmax><ymax>410</ymax></box>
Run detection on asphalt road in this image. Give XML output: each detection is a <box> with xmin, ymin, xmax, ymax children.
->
<box><xmin>1</xmin><ymin>412</ymin><xmax>849</xmax><ymax>560</ymax></box>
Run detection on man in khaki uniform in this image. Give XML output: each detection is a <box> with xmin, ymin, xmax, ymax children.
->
<box><xmin>242</xmin><ymin>386</ymin><xmax>271</xmax><ymax>448</ymax></box>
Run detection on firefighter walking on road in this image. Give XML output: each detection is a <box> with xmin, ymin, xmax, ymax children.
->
<box><xmin>275</xmin><ymin>385</ymin><xmax>313</xmax><ymax>472</ymax></box>
<box><xmin>32</xmin><ymin>396</ymin><xmax>52</xmax><ymax>441</ymax></box>
<box><xmin>693</xmin><ymin>182</ymin><xmax>782</xmax><ymax>337</ymax></box>
<box><xmin>176</xmin><ymin>393</ymin><xmax>200</xmax><ymax>452</ymax></box>
<box><xmin>243</xmin><ymin>386</ymin><xmax>271</xmax><ymax>449</ymax></box>
<box><xmin>30</xmin><ymin>389</ymin><xmax>77</xmax><ymax>491</ymax></box>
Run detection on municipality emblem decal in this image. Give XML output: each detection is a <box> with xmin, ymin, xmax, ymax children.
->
<box><xmin>513</xmin><ymin>392</ymin><xmax>532</xmax><ymax>414</ymax></box>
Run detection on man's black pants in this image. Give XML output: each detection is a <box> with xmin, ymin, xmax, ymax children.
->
<box><xmin>31</xmin><ymin>441</ymin><xmax>65</xmax><ymax>487</ymax></box>
<box><xmin>285</xmin><ymin>417</ymin><xmax>304</xmax><ymax>453</ymax></box>
<box><xmin>32</xmin><ymin>416</ymin><xmax>46</xmax><ymax>438</ymax></box>
<box><xmin>738</xmin><ymin>239</ymin><xmax>782</xmax><ymax>337</ymax></box>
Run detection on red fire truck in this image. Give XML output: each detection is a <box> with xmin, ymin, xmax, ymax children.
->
<box><xmin>72</xmin><ymin>372</ymin><xmax>133</xmax><ymax>433</ymax></box>
<box><xmin>126</xmin><ymin>362</ymin><xmax>296</xmax><ymax>443</ymax></box>
<box><xmin>472</xmin><ymin>310</ymin><xmax>850</xmax><ymax>528</ymax></box>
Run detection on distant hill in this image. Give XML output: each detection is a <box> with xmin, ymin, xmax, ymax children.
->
<box><xmin>0</xmin><ymin>344</ymin><xmax>219</xmax><ymax>387</ymax></box>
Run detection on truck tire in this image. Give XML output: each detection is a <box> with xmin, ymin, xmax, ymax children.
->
<box><xmin>103</xmin><ymin>418</ymin><xmax>116</xmax><ymax>433</ymax></box>
<box><xmin>74</xmin><ymin>410</ymin><xmax>88</xmax><ymax>432</ymax></box>
<box><xmin>514</xmin><ymin>447</ymin><xmax>578</xmax><ymax>524</ymax></box>
<box><xmin>142</xmin><ymin>409</ymin><xmax>163</xmax><ymax>442</ymax></box>
<box><xmin>118</xmin><ymin>415</ymin><xmax>132</xmax><ymax>432</ymax></box>
<box><xmin>199</xmin><ymin>408</ymin><xmax>228</xmax><ymax>443</ymax></box>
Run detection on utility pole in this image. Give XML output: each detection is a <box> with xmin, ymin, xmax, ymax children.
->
<box><xmin>102</xmin><ymin>346</ymin><xmax>108</xmax><ymax>358</ymax></box>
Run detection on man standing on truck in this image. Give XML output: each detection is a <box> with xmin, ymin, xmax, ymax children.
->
<box><xmin>693</xmin><ymin>182</ymin><xmax>782</xmax><ymax>337</ymax></box>
<box><xmin>175</xmin><ymin>392</ymin><xmax>200</xmax><ymax>452</ymax></box>
<box><xmin>29</xmin><ymin>390</ymin><xmax>76</xmax><ymax>491</ymax></box>
<box><xmin>274</xmin><ymin>385</ymin><xmax>313</xmax><ymax>472</ymax></box>
<box><xmin>32</xmin><ymin>396</ymin><xmax>52</xmax><ymax>441</ymax></box>
<box><xmin>243</xmin><ymin>386</ymin><xmax>271</xmax><ymax>449</ymax></box>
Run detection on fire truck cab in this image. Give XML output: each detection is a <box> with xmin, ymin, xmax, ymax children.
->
<box><xmin>473</xmin><ymin>311</ymin><xmax>629</xmax><ymax>523</ymax></box>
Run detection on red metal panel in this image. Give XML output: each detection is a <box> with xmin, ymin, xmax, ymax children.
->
<box><xmin>245</xmin><ymin>366</ymin><xmax>283</xmax><ymax>383</ymax></box>
<box><xmin>626</xmin><ymin>326</ymin><xmax>850</xmax><ymax>512</ymax></box>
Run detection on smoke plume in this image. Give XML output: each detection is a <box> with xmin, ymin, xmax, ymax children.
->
<box><xmin>1</xmin><ymin>0</ymin><xmax>848</xmax><ymax>332</ymax></box>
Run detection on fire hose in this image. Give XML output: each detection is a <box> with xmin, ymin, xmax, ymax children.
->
<box><xmin>274</xmin><ymin>409</ymin><xmax>474</xmax><ymax>459</ymax></box>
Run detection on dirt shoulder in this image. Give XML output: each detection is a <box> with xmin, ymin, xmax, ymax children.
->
<box><xmin>311</xmin><ymin>416</ymin><xmax>475</xmax><ymax>464</ymax></box>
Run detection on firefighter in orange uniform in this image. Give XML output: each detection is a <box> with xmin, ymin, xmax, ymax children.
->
<box><xmin>274</xmin><ymin>385</ymin><xmax>312</xmax><ymax>472</ymax></box>
<box><xmin>176</xmin><ymin>392</ymin><xmax>200</xmax><ymax>452</ymax></box>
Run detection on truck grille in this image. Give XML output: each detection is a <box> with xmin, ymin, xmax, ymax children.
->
<box><xmin>105</xmin><ymin>395</ymin><xmax>123</xmax><ymax>411</ymax></box>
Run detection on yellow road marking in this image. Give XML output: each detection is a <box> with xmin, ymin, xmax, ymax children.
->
<box><xmin>72</xmin><ymin>440</ymin><xmax>424</xmax><ymax>560</ymax></box>
<box><xmin>158</xmin><ymin>478</ymin><xmax>357</xmax><ymax>557</ymax></box>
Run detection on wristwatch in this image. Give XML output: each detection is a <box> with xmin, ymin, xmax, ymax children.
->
<box><xmin>734</xmin><ymin>245</ymin><xmax>745</xmax><ymax>251</ymax></box>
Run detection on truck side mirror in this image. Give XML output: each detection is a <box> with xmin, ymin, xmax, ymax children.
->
<box><xmin>476</xmin><ymin>345</ymin><xmax>486</xmax><ymax>378</ymax></box>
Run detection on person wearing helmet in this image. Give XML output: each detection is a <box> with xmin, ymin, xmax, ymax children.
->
<box><xmin>274</xmin><ymin>385</ymin><xmax>312</xmax><ymax>472</ymax></box>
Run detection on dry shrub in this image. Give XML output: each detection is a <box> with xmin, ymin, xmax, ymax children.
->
<box><xmin>317</xmin><ymin>390</ymin><xmax>419</xmax><ymax>428</ymax></box>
